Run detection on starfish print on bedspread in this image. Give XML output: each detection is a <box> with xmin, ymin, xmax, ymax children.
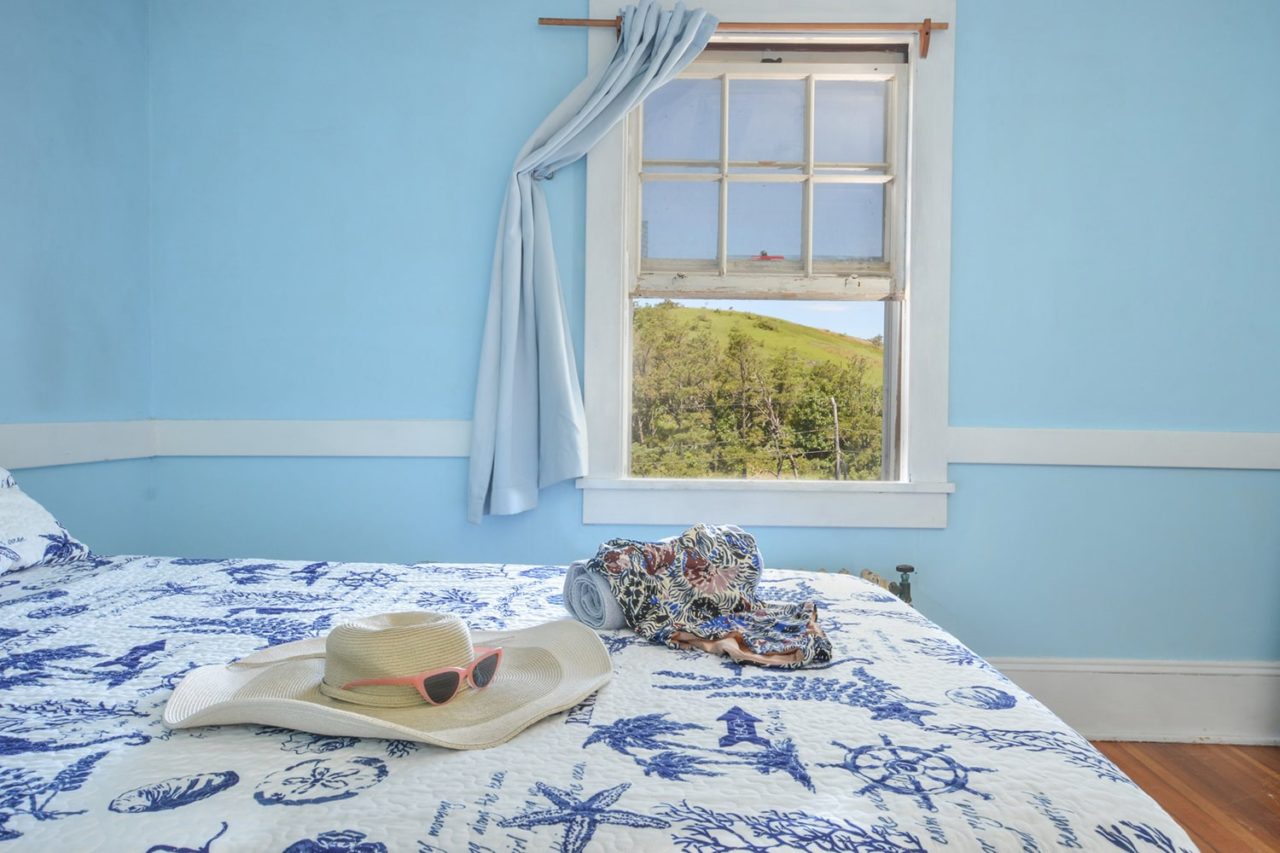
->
<box><xmin>654</xmin><ymin>668</ymin><xmax>937</xmax><ymax>726</ymax></box>
<box><xmin>498</xmin><ymin>782</ymin><xmax>668</xmax><ymax>853</ymax></box>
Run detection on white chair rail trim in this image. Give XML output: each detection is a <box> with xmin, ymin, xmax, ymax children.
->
<box><xmin>2</xmin><ymin>420</ymin><xmax>1279</xmax><ymax>471</ymax></box>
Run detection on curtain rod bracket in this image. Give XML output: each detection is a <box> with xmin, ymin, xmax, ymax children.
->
<box><xmin>920</xmin><ymin>17</ymin><xmax>933</xmax><ymax>58</ymax></box>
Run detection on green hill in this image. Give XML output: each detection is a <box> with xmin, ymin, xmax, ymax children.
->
<box><xmin>637</xmin><ymin>303</ymin><xmax>883</xmax><ymax>372</ymax></box>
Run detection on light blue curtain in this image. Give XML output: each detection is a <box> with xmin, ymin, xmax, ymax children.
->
<box><xmin>468</xmin><ymin>1</ymin><xmax>717</xmax><ymax>522</ymax></box>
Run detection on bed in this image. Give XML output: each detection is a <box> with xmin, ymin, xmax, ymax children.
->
<box><xmin>1</xmin><ymin>554</ymin><xmax>1194</xmax><ymax>851</ymax></box>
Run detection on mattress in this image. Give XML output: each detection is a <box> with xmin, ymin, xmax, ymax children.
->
<box><xmin>0</xmin><ymin>555</ymin><xmax>1195</xmax><ymax>851</ymax></box>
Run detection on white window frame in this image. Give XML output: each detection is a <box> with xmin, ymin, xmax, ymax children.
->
<box><xmin>580</xmin><ymin>0</ymin><xmax>955</xmax><ymax>529</ymax></box>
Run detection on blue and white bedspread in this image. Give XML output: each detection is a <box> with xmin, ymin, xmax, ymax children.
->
<box><xmin>2</xmin><ymin>556</ymin><xmax>1193</xmax><ymax>852</ymax></box>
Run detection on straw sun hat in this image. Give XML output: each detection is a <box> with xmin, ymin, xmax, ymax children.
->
<box><xmin>164</xmin><ymin>612</ymin><xmax>613</xmax><ymax>750</ymax></box>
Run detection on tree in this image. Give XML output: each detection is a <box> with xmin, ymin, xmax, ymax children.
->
<box><xmin>631</xmin><ymin>303</ymin><xmax>883</xmax><ymax>481</ymax></box>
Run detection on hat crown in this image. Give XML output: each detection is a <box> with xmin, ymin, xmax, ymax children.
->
<box><xmin>320</xmin><ymin>612</ymin><xmax>475</xmax><ymax>707</ymax></box>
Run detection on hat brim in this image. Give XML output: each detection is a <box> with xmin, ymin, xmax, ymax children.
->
<box><xmin>163</xmin><ymin>620</ymin><xmax>612</xmax><ymax>750</ymax></box>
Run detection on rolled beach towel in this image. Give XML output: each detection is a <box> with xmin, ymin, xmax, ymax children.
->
<box><xmin>563</xmin><ymin>560</ymin><xmax>627</xmax><ymax>630</ymax></box>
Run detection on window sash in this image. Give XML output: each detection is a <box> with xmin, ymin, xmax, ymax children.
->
<box><xmin>636</xmin><ymin>63</ymin><xmax>906</xmax><ymax>282</ymax></box>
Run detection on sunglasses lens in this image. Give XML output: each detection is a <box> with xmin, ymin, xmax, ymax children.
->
<box><xmin>471</xmin><ymin>652</ymin><xmax>500</xmax><ymax>688</ymax></box>
<box><xmin>422</xmin><ymin>670</ymin><xmax>461</xmax><ymax>705</ymax></box>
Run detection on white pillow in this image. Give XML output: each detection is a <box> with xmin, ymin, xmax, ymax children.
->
<box><xmin>0</xmin><ymin>467</ymin><xmax>92</xmax><ymax>574</ymax></box>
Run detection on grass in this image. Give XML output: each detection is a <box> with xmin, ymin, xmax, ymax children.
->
<box><xmin>639</xmin><ymin>304</ymin><xmax>884</xmax><ymax>372</ymax></box>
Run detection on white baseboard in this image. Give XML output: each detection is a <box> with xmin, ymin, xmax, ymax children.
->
<box><xmin>989</xmin><ymin>657</ymin><xmax>1280</xmax><ymax>744</ymax></box>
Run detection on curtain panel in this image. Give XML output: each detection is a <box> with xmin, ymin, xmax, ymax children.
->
<box><xmin>467</xmin><ymin>1</ymin><xmax>716</xmax><ymax>522</ymax></box>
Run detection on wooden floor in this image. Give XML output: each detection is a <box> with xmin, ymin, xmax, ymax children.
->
<box><xmin>1093</xmin><ymin>741</ymin><xmax>1280</xmax><ymax>852</ymax></box>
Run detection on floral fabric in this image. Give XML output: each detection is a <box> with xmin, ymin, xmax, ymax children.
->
<box><xmin>586</xmin><ymin>524</ymin><xmax>832</xmax><ymax>668</ymax></box>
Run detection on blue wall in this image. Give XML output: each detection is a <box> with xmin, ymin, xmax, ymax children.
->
<box><xmin>0</xmin><ymin>0</ymin><xmax>152</xmax><ymax>551</ymax></box>
<box><xmin>0</xmin><ymin>0</ymin><xmax>150</xmax><ymax>422</ymax></box>
<box><xmin>148</xmin><ymin>0</ymin><xmax>588</xmax><ymax>419</ymax></box>
<box><xmin>5</xmin><ymin>1</ymin><xmax>1279</xmax><ymax>662</ymax></box>
<box><xmin>950</xmin><ymin>2</ymin><xmax>1280</xmax><ymax>431</ymax></box>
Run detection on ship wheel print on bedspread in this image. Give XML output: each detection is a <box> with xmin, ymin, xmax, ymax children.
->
<box><xmin>824</xmin><ymin>734</ymin><xmax>994</xmax><ymax>813</ymax></box>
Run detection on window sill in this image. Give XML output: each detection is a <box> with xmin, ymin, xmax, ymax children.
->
<box><xmin>577</xmin><ymin>477</ymin><xmax>953</xmax><ymax>528</ymax></box>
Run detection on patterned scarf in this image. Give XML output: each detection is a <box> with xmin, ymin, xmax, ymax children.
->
<box><xmin>586</xmin><ymin>524</ymin><xmax>832</xmax><ymax>668</ymax></box>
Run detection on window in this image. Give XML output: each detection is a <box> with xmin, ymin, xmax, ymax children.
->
<box><xmin>581</xmin><ymin>1</ymin><xmax>955</xmax><ymax>528</ymax></box>
<box><xmin>634</xmin><ymin>49</ymin><xmax>905</xmax><ymax>484</ymax></box>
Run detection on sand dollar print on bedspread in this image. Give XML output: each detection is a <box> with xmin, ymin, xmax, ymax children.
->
<box><xmin>254</xmin><ymin>757</ymin><xmax>388</xmax><ymax>806</ymax></box>
<box><xmin>587</xmin><ymin>524</ymin><xmax>832</xmax><ymax>667</ymax></box>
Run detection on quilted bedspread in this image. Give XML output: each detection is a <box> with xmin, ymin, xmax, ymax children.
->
<box><xmin>0</xmin><ymin>555</ymin><xmax>1194</xmax><ymax>852</ymax></box>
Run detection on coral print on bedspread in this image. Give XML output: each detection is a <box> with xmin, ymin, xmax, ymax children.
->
<box><xmin>0</xmin><ymin>554</ymin><xmax>1194</xmax><ymax>851</ymax></box>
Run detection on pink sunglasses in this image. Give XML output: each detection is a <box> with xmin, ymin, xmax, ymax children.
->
<box><xmin>341</xmin><ymin>646</ymin><xmax>504</xmax><ymax>706</ymax></box>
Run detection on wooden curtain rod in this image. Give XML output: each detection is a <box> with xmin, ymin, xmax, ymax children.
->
<box><xmin>538</xmin><ymin>17</ymin><xmax>949</xmax><ymax>58</ymax></box>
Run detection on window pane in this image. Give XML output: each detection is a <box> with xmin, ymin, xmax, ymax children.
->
<box><xmin>630</xmin><ymin>298</ymin><xmax>886</xmax><ymax>480</ymax></box>
<box><xmin>727</xmin><ymin>182</ymin><xmax>801</xmax><ymax>262</ymax></box>
<box><xmin>815</xmin><ymin>80</ymin><xmax>887</xmax><ymax>164</ymax></box>
<box><xmin>813</xmin><ymin>184</ymin><xmax>885</xmax><ymax>262</ymax></box>
<box><xmin>728</xmin><ymin>79</ymin><xmax>804</xmax><ymax>168</ymax></box>
<box><xmin>643</xmin><ymin>78</ymin><xmax>720</xmax><ymax>169</ymax></box>
<box><xmin>642</xmin><ymin>180</ymin><xmax>719</xmax><ymax>261</ymax></box>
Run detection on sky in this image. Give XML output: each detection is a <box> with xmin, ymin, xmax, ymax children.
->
<box><xmin>636</xmin><ymin>298</ymin><xmax>884</xmax><ymax>341</ymax></box>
